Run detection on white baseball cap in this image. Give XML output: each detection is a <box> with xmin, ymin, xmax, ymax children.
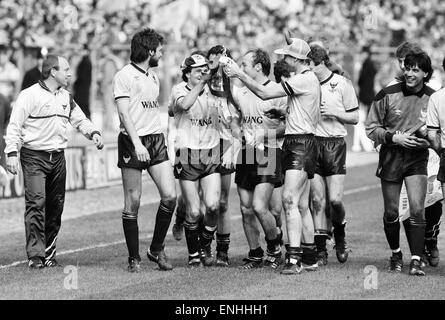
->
<box><xmin>181</xmin><ymin>54</ymin><xmax>208</xmax><ymax>70</ymax></box>
<box><xmin>274</xmin><ymin>38</ymin><xmax>311</xmax><ymax>60</ymax></box>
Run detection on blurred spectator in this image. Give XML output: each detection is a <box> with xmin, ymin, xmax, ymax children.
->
<box><xmin>0</xmin><ymin>93</ymin><xmax>11</xmax><ymax>167</ymax></box>
<box><xmin>21</xmin><ymin>47</ymin><xmax>43</xmax><ymax>90</ymax></box>
<box><xmin>0</xmin><ymin>44</ymin><xmax>20</xmax><ymax>101</ymax></box>
<box><xmin>353</xmin><ymin>45</ymin><xmax>376</xmax><ymax>152</ymax></box>
<box><xmin>73</xmin><ymin>45</ymin><xmax>92</xmax><ymax>119</ymax></box>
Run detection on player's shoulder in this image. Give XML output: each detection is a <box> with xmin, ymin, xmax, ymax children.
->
<box><xmin>171</xmin><ymin>81</ymin><xmax>187</xmax><ymax>94</ymax></box>
<box><xmin>374</xmin><ymin>82</ymin><xmax>403</xmax><ymax>101</ymax></box>
<box><xmin>113</xmin><ymin>64</ymin><xmax>133</xmax><ymax>80</ymax></box>
<box><xmin>430</xmin><ymin>87</ymin><xmax>445</xmax><ymax>101</ymax></box>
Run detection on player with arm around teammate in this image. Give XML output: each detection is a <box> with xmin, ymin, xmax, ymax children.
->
<box><xmin>307</xmin><ymin>45</ymin><xmax>359</xmax><ymax>265</ymax></box>
<box><xmin>224</xmin><ymin>39</ymin><xmax>321</xmax><ymax>274</ymax></box>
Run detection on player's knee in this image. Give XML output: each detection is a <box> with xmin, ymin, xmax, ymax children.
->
<box><xmin>240</xmin><ymin>205</ymin><xmax>254</xmax><ymax>218</ymax></box>
<box><xmin>126</xmin><ymin>191</ymin><xmax>141</xmax><ymax>212</ymax></box>
<box><xmin>311</xmin><ymin>195</ymin><xmax>324</xmax><ymax>213</ymax></box>
<box><xmin>383</xmin><ymin>207</ymin><xmax>399</xmax><ymax>223</ymax></box>
<box><xmin>252</xmin><ymin>201</ymin><xmax>268</xmax><ymax>217</ymax></box>
<box><xmin>410</xmin><ymin>206</ymin><xmax>425</xmax><ymax>223</ymax></box>
<box><xmin>282</xmin><ymin>192</ymin><xmax>296</xmax><ymax>210</ymax></box>
<box><xmin>206</xmin><ymin>202</ymin><xmax>220</xmax><ymax>217</ymax></box>
<box><xmin>186</xmin><ymin>211</ymin><xmax>201</xmax><ymax>223</ymax></box>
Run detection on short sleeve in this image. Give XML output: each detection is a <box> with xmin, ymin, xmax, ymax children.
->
<box><xmin>281</xmin><ymin>74</ymin><xmax>308</xmax><ymax>96</ymax></box>
<box><xmin>426</xmin><ymin>94</ymin><xmax>439</xmax><ymax>129</ymax></box>
<box><xmin>342</xmin><ymin>79</ymin><xmax>359</xmax><ymax>112</ymax></box>
<box><xmin>113</xmin><ymin>71</ymin><xmax>130</xmax><ymax>100</ymax></box>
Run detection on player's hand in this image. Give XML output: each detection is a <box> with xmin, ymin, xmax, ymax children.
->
<box><xmin>92</xmin><ymin>133</ymin><xmax>104</xmax><ymax>150</ymax></box>
<box><xmin>223</xmin><ymin>60</ymin><xmax>241</xmax><ymax>78</ymax></box>
<box><xmin>6</xmin><ymin>156</ymin><xmax>19</xmax><ymax>175</ymax></box>
<box><xmin>134</xmin><ymin>142</ymin><xmax>150</xmax><ymax>162</ymax></box>
<box><xmin>320</xmin><ymin>102</ymin><xmax>337</xmax><ymax>118</ymax></box>
<box><xmin>393</xmin><ymin>133</ymin><xmax>426</xmax><ymax>148</ymax></box>
<box><xmin>264</xmin><ymin>108</ymin><xmax>285</xmax><ymax>120</ymax></box>
<box><xmin>221</xmin><ymin>147</ymin><xmax>235</xmax><ymax>170</ymax></box>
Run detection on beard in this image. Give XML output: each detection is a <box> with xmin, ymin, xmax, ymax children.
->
<box><xmin>149</xmin><ymin>56</ymin><xmax>159</xmax><ymax>67</ymax></box>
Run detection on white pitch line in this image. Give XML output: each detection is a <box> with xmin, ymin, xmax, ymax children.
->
<box><xmin>0</xmin><ymin>184</ymin><xmax>377</xmax><ymax>270</ymax></box>
<box><xmin>344</xmin><ymin>183</ymin><xmax>380</xmax><ymax>195</ymax></box>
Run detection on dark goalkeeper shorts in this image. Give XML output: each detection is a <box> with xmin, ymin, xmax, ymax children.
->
<box><xmin>377</xmin><ymin>145</ymin><xmax>428</xmax><ymax>182</ymax></box>
<box><xmin>315</xmin><ymin>136</ymin><xmax>347</xmax><ymax>176</ymax></box>
<box><xmin>282</xmin><ymin>134</ymin><xmax>317</xmax><ymax>179</ymax></box>
<box><xmin>117</xmin><ymin>132</ymin><xmax>169</xmax><ymax>170</ymax></box>
<box><xmin>235</xmin><ymin>146</ymin><xmax>283</xmax><ymax>191</ymax></box>
<box><xmin>174</xmin><ymin>145</ymin><xmax>220</xmax><ymax>181</ymax></box>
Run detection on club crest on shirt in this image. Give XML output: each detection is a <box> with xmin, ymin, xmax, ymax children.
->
<box><xmin>329</xmin><ymin>82</ymin><xmax>338</xmax><ymax>92</ymax></box>
<box><xmin>62</xmin><ymin>104</ymin><xmax>67</xmax><ymax>110</ymax></box>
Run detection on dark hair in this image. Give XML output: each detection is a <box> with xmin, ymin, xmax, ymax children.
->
<box><xmin>130</xmin><ymin>28</ymin><xmax>164</xmax><ymax>63</ymax></box>
<box><xmin>404</xmin><ymin>52</ymin><xmax>433</xmax><ymax>83</ymax></box>
<box><xmin>308</xmin><ymin>45</ymin><xmax>330</xmax><ymax>66</ymax></box>
<box><xmin>207</xmin><ymin>45</ymin><xmax>232</xmax><ymax>59</ymax></box>
<box><xmin>273</xmin><ymin>59</ymin><xmax>295</xmax><ymax>83</ymax></box>
<box><xmin>245</xmin><ymin>49</ymin><xmax>271</xmax><ymax>76</ymax></box>
<box><xmin>41</xmin><ymin>54</ymin><xmax>60</xmax><ymax>80</ymax></box>
<box><xmin>395</xmin><ymin>41</ymin><xmax>423</xmax><ymax>59</ymax></box>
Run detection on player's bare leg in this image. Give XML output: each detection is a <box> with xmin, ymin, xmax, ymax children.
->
<box><xmin>216</xmin><ymin>173</ymin><xmax>232</xmax><ymax>266</ymax></box>
<box><xmin>281</xmin><ymin>170</ymin><xmax>308</xmax><ymax>275</ymax></box>
<box><xmin>310</xmin><ymin>174</ymin><xmax>330</xmax><ymax>265</ymax></box>
<box><xmin>405</xmin><ymin>175</ymin><xmax>427</xmax><ymax>276</ymax></box>
<box><xmin>238</xmin><ymin>187</ymin><xmax>263</xmax><ymax>269</ymax></box>
<box><xmin>121</xmin><ymin>168</ymin><xmax>143</xmax><ymax>272</ymax></box>
<box><xmin>199</xmin><ymin>172</ymin><xmax>221</xmax><ymax>266</ymax></box>
<box><xmin>146</xmin><ymin>160</ymin><xmax>177</xmax><ymax>270</ymax></box>
<box><xmin>180</xmin><ymin>179</ymin><xmax>202</xmax><ymax>267</ymax></box>
<box><xmin>326</xmin><ymin>174</ymin><xmax>350</xmax><ymax>263</ymax></box>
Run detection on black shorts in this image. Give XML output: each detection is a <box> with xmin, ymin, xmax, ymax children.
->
<box><xmin>282</xmin><ymin>134</ymin><xmax>317</xmax><ymax>179</ymax></box>
<box><xmin>219</xmin><ymin>138</ymin><xmax>236</xmax><ymax>175</ymax></box>
<box><xmin>117</xmin><ymin>133</ymin><xmax>169</xmax><ymax>170</ymax></box>
<box><xmin>377</xmin><ymin>145</ymin><xmax>428</xmax><ymax>182</ymax></box>
<box><xmin>315</xmin><ymin>136</ymin><xmax>347</xmax><ymax>176</ymax></box>
<box><xmin>174</xmin><ymin>145</ymin><xmax>220</xmax><ymax>181</ymax></box>
<box><xmin>437</xmin><ymin>149</ymin><xmax>445</xmax><ymax>182</ymax></box>
<box><xmin>235</xmin><ymin>146</ymin><xmax>283</xmax><ymax>191</ymax></box>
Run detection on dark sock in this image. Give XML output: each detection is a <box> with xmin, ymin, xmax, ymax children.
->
<box><xmin>122</xmin><ymin>212</ymin><xmax>140</xmax><ymax>260</ymax></box>
<box><xmin>150</xmin><ymin>200</ymin><xmax>176</xmax><ymax>253</ymax></box>
<box><xmin>285</xmin><ymin>245</ymin><xmax>302</xmax><ymax>262</ymax></box>
<box><xmin>248</xmin><ymin>247</ymin><xmax>264</xmax><ymax>260</ymax></box>
<box><xmin>333</xmin><ymin>222</ymin><xmax>346</xmax><ymax>245</ymax></box>
<box><xmin>216</xmin><ymin>233</ymin><xmax>230</xmax><ymax>254</ymax></box>
<box><xmin>402</xmin><ymin>219</ymin><xmax>414</xmax><ymax>253</ymax></box>
<box><xmin>301</xmin><ymin>242</ymin><xmax>317</xmax><ymax>265</ymax></box>
<box><xmin>410</xmin><ymin>218</ymin><xmax>426</xmax><ymax>257</ymax></box>
<box><xmin>265</xmin><ymin>236</ymin><xmax>281</xmax><ymax>255</ymax></box>
<box><xmin>383</xmin><ymin>217</ymin><xmax>400</xmax><ymax>250</ymax></box>
<box><xmin>314</xmin><ymin>234</ymin><xmax>328</xmax><ymax>253</ymax></box>
<box><xmin>200</xmin><ymin>225</ymin><xmax>217</xmax><ymax>248</ymax></box>
<box><xmin>184</xmin><ymin>220</ymin><xmax>200</xmax><ymax>255</ymax></box>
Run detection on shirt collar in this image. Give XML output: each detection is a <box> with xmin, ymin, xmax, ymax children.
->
<box><xmin>401</xmin><ymin>81</ymin><xmax>427</xmax><ymax>97</ymax></box>
<box><xmin>320</xmin><ymin>72</ymin><xmax>334</xmax><ymax>85</ymax></box>
<box><xmin>131</xmin><ymin>62</ymin><xmax>149</xmax><ymax>76</ymax></box>
<box><xmin>39</xmin><ymin>80</ymin><xmax>62</xmax><ymax>94</ymax></box>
